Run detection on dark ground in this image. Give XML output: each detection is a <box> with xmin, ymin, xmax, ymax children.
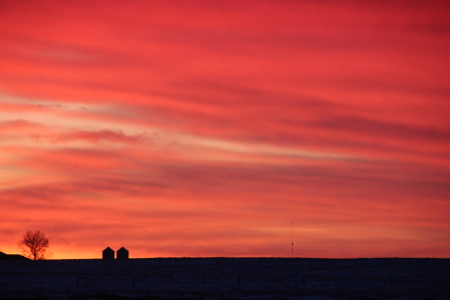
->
<box><xmin>1</xmin><ymin>258</ymin><xmax>449</xmax><ymax>300</ymax></box>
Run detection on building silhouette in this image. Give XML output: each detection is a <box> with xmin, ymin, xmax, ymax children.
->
<box><xmin>0</xmin><ymin>251</ymin><xmax>29</xmax><ymax>261</ymax></box>
<box><xmin>117</xmin><ymin>247</ymin><xmax>129</xmax><ymax>259</ymax></box>
<box><xmin>102</xmin><ymin>247</ymin><xmax>114</xmax><ymax>259</ymax></box>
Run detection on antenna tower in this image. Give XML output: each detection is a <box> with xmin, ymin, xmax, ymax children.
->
<box><xmin>291</xmin><ymin>221</ymin><xmax>294</xmax><ymax>258</ymax></box>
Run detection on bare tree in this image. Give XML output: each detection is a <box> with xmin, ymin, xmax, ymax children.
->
<box><xmin>17</xmin><ymin>230</ymin><xmax>50</xmax><ymax>260</ymax></box>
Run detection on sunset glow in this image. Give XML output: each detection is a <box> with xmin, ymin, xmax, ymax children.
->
<box><xmin>1</xmin><ymin>1</ymin><xmax>449</xmax><ymax>259</ymax></box>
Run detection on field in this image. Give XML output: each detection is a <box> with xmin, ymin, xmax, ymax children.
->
<box><xmin>1</xmin><ymin>258</ymin><xmax>449</xmax><ymax>299</ymax></box>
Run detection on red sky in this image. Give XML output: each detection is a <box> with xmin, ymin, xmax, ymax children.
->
<box><xmin>0</xmin><ymin>0</ymin><xmax>449</xmax><ymax>259</ymax></box>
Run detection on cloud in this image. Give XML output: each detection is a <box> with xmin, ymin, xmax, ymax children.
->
<box><xmin>52</xmin><ymin>130</ymin><xmax>142</xmax><ymax>144</ymax></box>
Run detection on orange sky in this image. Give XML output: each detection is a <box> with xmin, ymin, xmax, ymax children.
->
<box><xmin>0</xmin><ymin>1</ymin><xmax>449</xmax><ymax>259</ymax></box>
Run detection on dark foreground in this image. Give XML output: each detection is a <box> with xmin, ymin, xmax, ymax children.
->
<box><xmin>1</xmin><ymin>258</ymin><xmax>449</xmax><ymax>300</ymax></box>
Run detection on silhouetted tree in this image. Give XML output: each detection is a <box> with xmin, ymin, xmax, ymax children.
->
<box><xmin>17</xmin><ymin>230</ymin><xmax>50</xmax><ymax>260</ymax></box>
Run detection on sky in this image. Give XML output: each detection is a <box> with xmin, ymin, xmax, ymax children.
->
<box><xmin>0</xmin><ymin>0</ymin><xmax>449</xmax><ymax>259</ymax></box>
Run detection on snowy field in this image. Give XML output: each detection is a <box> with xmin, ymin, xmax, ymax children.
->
<box><xmin>1</xmin><ymin>258</ymin><xmax>449</xmax><ymax>300</ymax></box>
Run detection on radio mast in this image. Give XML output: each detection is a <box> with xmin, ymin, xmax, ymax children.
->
<box><xmin>291</xmin><ymin>221</ymin><xmax>294</xmax><ymax>258</ymax></box>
